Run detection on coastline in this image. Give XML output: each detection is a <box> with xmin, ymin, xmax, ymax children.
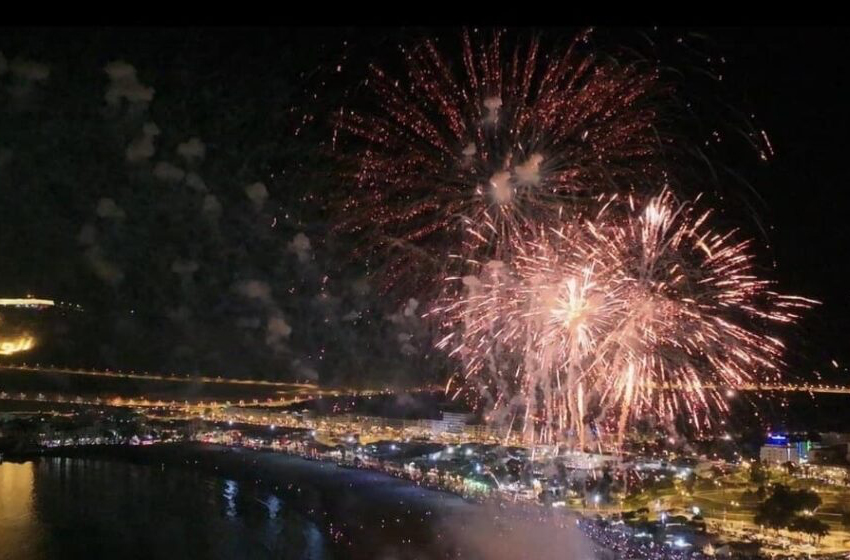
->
<box><xmin>10</xmin><ymin>443</ymin><xmax>594</xmax><ymax>560</ymax></box>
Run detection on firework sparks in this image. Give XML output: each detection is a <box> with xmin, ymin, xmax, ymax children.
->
<box><xmin>434</xmin><ymin>191</ymin><xmax>816</xmax><ymax>448</ymax></box>
<box><xmin>331</xmin><ymin>29</ymin><xmax>815</xmax><ymax>451</ymax></box>
<box><xmin>334</xmin><ymin>29</ymin><xmax>667</xmax><ymax>293</ymax></box>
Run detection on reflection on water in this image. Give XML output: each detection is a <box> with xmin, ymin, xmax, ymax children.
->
<box><xmin>0</xmin><ymin>461</ymin><xmax>46</xmax><ymax>559</ymax></box>
<box><xmin>265</xmin><ymin>495</ymin><xmax>281</xmax><ymax>519</ymax></box>
<box><xmin>0</xmin><ymin>459</ymin><xmax>331</xmax><ymax>560</ymax></box>
<box><xmin>223</xmin><ymin>479</ymin><xmax>238</xmax><ymax>518</ymax></box>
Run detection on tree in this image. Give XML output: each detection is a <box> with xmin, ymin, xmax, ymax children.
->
<box><xmin>588</xmin><ymin>466</ymin><xmax>614</xmax><ymax>503</ymax></box>
<box><xmin>750</xmin><ymin>460</ymin><xmax>768</xmax><ymax>484</ymax></box>
<box><xmin>646</xmin><ymin>475</ymin><xmax>674</xmax><ymax>497</ymax></box>
<box><xmin>755</xmin><ymin>484</ymin><xmax>822</xmax><ymax>531</ymax></box>
<box><xmin>696</xmin><ymin>477</ymin><xmax>716</xmax><ymax>491</ymax></box>
<box><xmin>789</xmin><ymin>516</ymin><xmax>829</xmax><ymax>543</ymax></box>
<box><xmin>684</xmin><ymin>471</ymin><xmax>697</xmax><ymax>493</ymax></box>
<box><xmin>555</xmin><ymin>461</ymin><xmax>568</xmax><ymax>484</ymax></box>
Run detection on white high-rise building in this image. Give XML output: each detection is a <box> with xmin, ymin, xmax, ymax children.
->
<box><xmin>760</xmin><ymin>443</ymin><xmax>800</xmax><ymax>464</ymax></box>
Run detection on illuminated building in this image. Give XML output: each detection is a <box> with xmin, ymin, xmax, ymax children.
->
<box><xmin>0</xmin><ymin>335</ymin><xmax>35</xmax><ymax>356</ymax></box>
<box><xmin>0</xmin><ymin>296</ymin><xmax>82</xmax><ymax>358</ymax></box>
<box><xmin>0</xmin><ymin>298</ymin><xmax>54</xmax><ymax>309</ymax></box>
<box><xmin>430</xmin><ymin>411</ymin><xmax>472</xmax><ymax>435</ymax></box>
<box><xmin>759</xmin><ymin>433</ymin><xmax>812</xmax><ymax>464</ymax></box>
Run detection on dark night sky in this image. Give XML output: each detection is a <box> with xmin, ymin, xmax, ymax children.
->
<box><xmin>0</xmin><ymin>27</ymin><xmax>848</xmax><ymax>386</ymax></box>
<box><xmin>710</xmin><ymin>28</ymin><xmax>850</xmax><ymax>380</ymax></box>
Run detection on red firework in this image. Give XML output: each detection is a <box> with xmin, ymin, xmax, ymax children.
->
<box><xmin>333</xmin><ymin>28</ymin><xmax>669</xmax><ymax>295</ymax></box>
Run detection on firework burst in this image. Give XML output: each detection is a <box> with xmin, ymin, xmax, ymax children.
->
<box><xmin>330</xmin><ymin>29</ymin><xmax>814</xmax><ymax>450</ymax></box>
<box><xmin>435</xmin><ymin>191</ymin><xmax>816</xmax><ymax>448</ymax></box>
<box><xmin>334</xmin><ymin>28</ymin><xmax>668</xmax><ymax>293</ymax></box>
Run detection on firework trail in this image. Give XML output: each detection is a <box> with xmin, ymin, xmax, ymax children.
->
<box><xmin>333</xmin><ymin>28</ymin><xmax>667</xmax><ymax>293</ymax></box>
<box><xmin>434</xmin><ymin>191</ymin><xmax>816</xmax><ymax>448</ymax></box>
<box><xmin>332</xmin><ymin>29</ymin><xmax>815</xmax><ymax>449</ymax></box>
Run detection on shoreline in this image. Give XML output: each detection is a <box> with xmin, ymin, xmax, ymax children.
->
<box><xmin>15</xmin><ymin>443</ymin><xmax>477</xmax><ymax>559</ymax></box>
<box><xmin>10</xmin><ymin>442</ymin><xmax>595</xmax><ymax>560</ymax></box>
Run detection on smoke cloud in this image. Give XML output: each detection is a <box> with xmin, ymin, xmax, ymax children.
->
<box><xmin>96</xmin><ymin>198</ymin><xmax>126</xmax><ymax>220</ymax></box>
<box><xmin>153</xmin><ymin>161</ymin><xmax>186</xmax><ymax>183</ymax></box>
<box><xmin>287</xmin><ymin>233</ymin><xmax>312</xmax><ymax>263</ymax></box>
<box><xmin>126</xmin><ymin>122</ymin><xmax>160</xmax><ymax>163</ymax></box>
<box><xmin>244</xmin><ymin>181</ymin><xmax>268</xmax><ymax>208</ymax></box>
<box><xmin>104</xmin><ymin>60</ymin><xmax>154</xmax><ymax>106</ymax></box>
<box><xmin>177</xmin><ymin>137</ymin><xmax>206</xmax><ymax>163</ymax></box>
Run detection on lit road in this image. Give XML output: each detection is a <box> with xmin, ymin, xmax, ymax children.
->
<box><xmin>4</xmin><ymin>363</ymin><xmax>850</xmax><ymax>394</ymax></box>
<box><xmin>0</xmin><ymin>364</ymin><xmax>411</xmax><ymax>417</ymax></box>
<box><xmin>649</xmin><ymin>382</ymin><xmax>850</xmax><ymax>395</ymax></box>
<box><xmin>0</xmin><ymin>364</ymin><xmax>409</xmax><ymax>405</ymax></box>
<box><xmin>0</xmin><ymin>363</ymin><xmax>319</xmax><ymax>389</ymax></box>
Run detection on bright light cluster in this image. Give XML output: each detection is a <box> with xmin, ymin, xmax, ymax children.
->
<box><xmin>0</xmin><ymin>335</ymin><xmax>35</xmax><ymax>356</ymax></box>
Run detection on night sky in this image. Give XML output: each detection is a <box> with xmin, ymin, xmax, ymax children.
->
<box><xmin>710</xmin><ymin>28</ymin><xmax>850</xmax><ymax>382</ymax></box>
<box><xmin>0</xmin><ymin>27</ymin><xmax>847</xmax><ymax>388</ymax></box>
